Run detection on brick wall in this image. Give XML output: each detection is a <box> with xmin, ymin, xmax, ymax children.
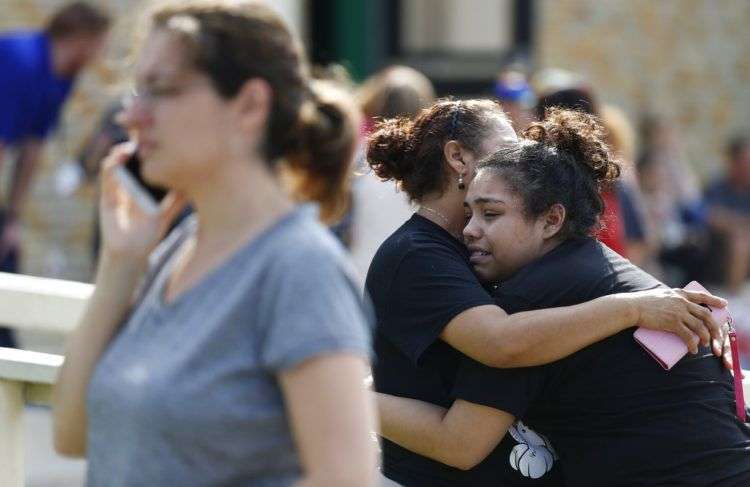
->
<box><xmin>537</xmin><ymin>0</ymin><xmax>750</xmax><ymax>177</ymax></box>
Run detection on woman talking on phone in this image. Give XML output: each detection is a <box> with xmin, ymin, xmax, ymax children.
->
<box><xmin>52</xmin><ymin>2</ymin><xmax>377</xmax><ymax>486</ymax></box>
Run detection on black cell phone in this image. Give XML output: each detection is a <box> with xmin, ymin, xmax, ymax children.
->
<box><xmin>124</xmin><ymin>152</ymin><xmax>168</xmax><ymax>203</ymax></box>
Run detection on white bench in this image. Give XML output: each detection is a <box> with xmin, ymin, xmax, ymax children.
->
<box><xmin>0</xmin><ymin>348</ymin><xmax>63</xmax><ymax>487</ymax></box>
<box><xmin>0</xmin><ymin>272</ymin><xmax>89</xmax><ymax>487</ymax></box>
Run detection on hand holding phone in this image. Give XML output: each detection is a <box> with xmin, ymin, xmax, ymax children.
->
<box><xmin>114</xmin><ymin>165</ymin><xmax>160</xmax><ymax>215</ymax></box>
<box><xmin>112</xmin><ymin>149</ymin><xmax>171</xmax><ymax>216</ymax></box>
<box><xmin>99</xmin><ymin>142</ymin><xmax>186</xmax><ymax>261</ymax></box>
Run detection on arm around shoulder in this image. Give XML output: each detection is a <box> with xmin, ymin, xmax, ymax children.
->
<box><xmin>440</xmin><ymin>295</ymin><xmax>639</xmax><ymax>368</ymax></box>
<box><xmin>441</xmin><ymin>287</ymin><xmax>723</xmax><ymax>368</ymax></box>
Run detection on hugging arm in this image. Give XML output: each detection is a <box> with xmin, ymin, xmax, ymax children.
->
<box><xmin>440</xmin><ymin>288</ymin><xmax>725</xmax><ymax>368</ymax></box>
<box><xmin>376</xmin><ymin>357</ymin><xmax>542</xmax><ymax>470</ymax></box>
<box><xmin>387</xmin><ymin>247</ymin><xmax>725</xmax><ymax>370</ymax></box>
<box><xmin>376</xmin><ymin>394</ymin><xmax>514</xmax><ymax>471</ymax></box>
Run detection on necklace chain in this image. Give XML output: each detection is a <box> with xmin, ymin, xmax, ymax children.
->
<box><xmin>420</xmin><ymin>206</ymin><xmax>462</xmax><ymax>240</ymax></box>
<box><xmin>419</xmin><ymin>205</ymin><xmax>450</xmax><ymax>225</ymax></box>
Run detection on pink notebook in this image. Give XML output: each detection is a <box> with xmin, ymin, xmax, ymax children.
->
<box><xmin>633</xmin><ymin>281</ymin><xmax>731</xmax><ymax>370</ymax></box>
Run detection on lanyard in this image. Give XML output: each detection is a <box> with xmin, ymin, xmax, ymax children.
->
<box><xmin>727</xmin><ymin>315</ymin><xmax>746</xmax><ymax>422</ymax></box>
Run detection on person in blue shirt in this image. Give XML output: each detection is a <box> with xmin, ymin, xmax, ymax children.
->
<box><xmin>0</xmin><ymin>2</ymin><xmax>109</xmax><ymax>347</ymax></box>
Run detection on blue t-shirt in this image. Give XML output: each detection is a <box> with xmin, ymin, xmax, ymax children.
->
<box><xmin>0</xmin><ymin>31</ymin><xmax>74</xmax><ymax>144</ymax></box>
<box><xmin>704</xmin><ymin>178</ymin><xmax>750</xmax><ymax>215</ymax></box>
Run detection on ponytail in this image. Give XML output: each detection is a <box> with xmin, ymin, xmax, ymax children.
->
<box><xmin>283</xmin><ymin>80</ymin><xmax>360</xmax><ymax>223</ymax></box>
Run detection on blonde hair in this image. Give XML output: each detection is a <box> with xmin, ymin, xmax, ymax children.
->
<box><xmin>601</xmin><ymin>104</ymin><xmax>637</xmax><ymax>163</ymax></box>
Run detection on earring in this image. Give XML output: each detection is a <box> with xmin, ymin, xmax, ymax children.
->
<box><xmin>458</xmin><ymin>174</ymin><xmax>465</xmax><ymax>190</ymax></box>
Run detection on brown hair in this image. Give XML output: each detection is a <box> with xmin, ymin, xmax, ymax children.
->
<box><xmin>478</xmin><ymin>108</ymin><xmax>621</xmax><ymax>239</ymax></box>
<box><xmin>367</xmin><ymin>99</ymin><xmax>514</xmax><ymax>203</ymax></box>
<box><xmin>46</xmin><ymin>2</ymin><xmax>110</xmax><ymax>40</ymax></box>
<box><xmin>358</xmin><ymin>65</ymin><xmax>436</xmax><ymax>120</ymax></box>
<box><xmin>150</xmin><ymin>0</ymin><xmax>358</xmax><ymax>222</ymax></box>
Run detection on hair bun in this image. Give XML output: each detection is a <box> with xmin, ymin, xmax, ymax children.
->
<box><xmin>524</xmin><ymin>107</ymin><xmax>620</xmax><ymax>186</ymax></box>
<box><xmin>366</xmin><ymin>117</ymin><xmax>417</xmax><ymax>182</ymax></box>
<box><xmin>284</xmin><ymin>80</ymin><xmax>359</xmax><ymax>223</ymax></box>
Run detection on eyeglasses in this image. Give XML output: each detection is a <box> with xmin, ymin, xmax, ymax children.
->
<box><xmin>122</xmin><ymin>80</ymin><xmax>210</xmax><ymax>109</ymax></box>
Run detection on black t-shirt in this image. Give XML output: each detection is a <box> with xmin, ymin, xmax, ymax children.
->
<box><xmin>368</xmin><ymin>214</ymin><xmax>563</xmax><ymax>486</ymax></box>
<box><xmin>454</xmin><ymin>237</ymin><xmax>750</xmax><ymax>487</ymax></box>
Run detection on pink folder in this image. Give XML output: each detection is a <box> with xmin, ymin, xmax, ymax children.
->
<box><xmin>633</xmin><ymin>281</ymin><xmax>731</xmax><ymax>370</ymax></box>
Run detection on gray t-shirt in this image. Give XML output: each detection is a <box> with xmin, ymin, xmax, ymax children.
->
<box><xmin>86</xmin><ymin>206</ymin><xmax>372</xmax><ymax>487</ymax></box>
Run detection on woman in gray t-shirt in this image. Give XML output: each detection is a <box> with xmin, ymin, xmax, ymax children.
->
<box><xmin>52</xmin><ymin>2</ymin><xmax>377</xmax><ymax>486</ymax></box>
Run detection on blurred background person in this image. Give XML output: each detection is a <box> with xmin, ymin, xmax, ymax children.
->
<box><xmin>530</xmin><ymin>68</ymin><xmax>585</xmax><ymax>107</ymax></box>
<box><xmin>702</xmin><ymin>134</ymin><xmax>750</xmax><ymax>368</ymax></box>
<box><xmin>358</xmin><ymin>65</ymin><xmax>436</xmax><ymax>134</ymax></box>
<box><xmin>637</xmin><ymin>115</ymin><xmax>707</xmax><ymax>286</ymax></box>
<box><xmin>493</xmin><ymin>67</ymin><xmax>533</xmax><ymax>133</ymax></box>
<box><xmin>77</xmin><ymin>98</ymin><xmax>128</xmax><ymax>263</ymax></box>
<box><xmin>0</xmin><ymin>1</ymin><xmax>110</xmax><ymax>347</ymax></box>
<box><xmin>350</xmin><ymin>65</ymin><xmax>436</xmax><ymax>283</ymax></box>
<box><xmin>78</xmin><ymin>100</ymin><xmax>126</xmax><ymax>185</ymax></box>
<box><xmin>600</xmin><ymin>103</ymin><xmax>654</xmax><ymax>267</ymax></box>
<box><xmin>704</xmin><ymin>135</ymin><xmax>750</xmax><ymax>296</ymax></box>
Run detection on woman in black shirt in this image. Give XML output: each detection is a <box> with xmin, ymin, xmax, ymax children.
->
<box><xmin>366</xmin><ymin>100</ymin><xmax>727</xmax><ymax>486</ymax></box>
<box><xmin>375</xmin><ymin>108</ymin><xmax>750</xmax><ymax>486</ymax></box>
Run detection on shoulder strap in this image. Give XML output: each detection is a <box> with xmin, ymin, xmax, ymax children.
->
<box><xmin>728</xmin><ymin>316</ymin><xmax>746</xmax><ymax>423</ymax></box>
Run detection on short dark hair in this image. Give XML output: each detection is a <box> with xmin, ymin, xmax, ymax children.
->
<box><xmin>45</xmin><ymin>2</ymin><xmax>110</xmax><ymax>39</ymax></box>
<box><xmin>535</xmin><ymin>87</ymin><xmax>598</xmax><ymax>120</ymax></box>
<box><xmin>478</xmin><ymin>108</ymin><xmax>620</xmax><ymax>240</ymax></box>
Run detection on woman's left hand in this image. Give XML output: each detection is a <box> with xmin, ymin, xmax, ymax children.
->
<box><xmin>629</xmin><ymin>287</ymin><xmax>727</xmax><ymax>355</ymax></box>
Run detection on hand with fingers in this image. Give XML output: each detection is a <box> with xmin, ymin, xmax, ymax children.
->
<box><xmin>627</xmin><ymin>287</ymin><xmax>727</xmax><ymax>356</ymax></box>
<box><xmin>99</xmin><ymin>142</ymin><xmax>187</xmax><ymax>264</ymax></box>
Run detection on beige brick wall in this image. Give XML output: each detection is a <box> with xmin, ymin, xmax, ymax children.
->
<box><xmin>537</xmin><ymin>0</ymin><xmax>750</xmax><ymax>177</ymax></box>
